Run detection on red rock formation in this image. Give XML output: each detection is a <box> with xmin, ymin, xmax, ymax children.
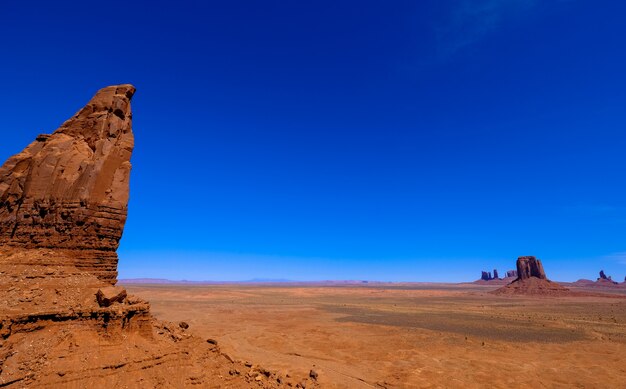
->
<box><xmin>595</xmin><ymin>270</ymin><xmax>619</xmax><ymax>286</ymax></box>
<box><xmin>568</xmin><ymin>276</ymin><xmax>625</xmax><ymax>290</ymax></box>
<box><xmin>0</xmin><ymin>86</ymin><xmax>308</xmax><ymax>388</ymax></box>
<box><xmin>506</xmin><ymin>270</ymin><xmax>518</xmax><ymax>278</ymax></box>
<box><xmin>494</xmin><ymin>276</ymin><xmax>571</xmax><ymax>295</ymax></box>
<box><xmin>516</xmin><ymin>256</ymin><xmax>546</xmax><ymax>280</ymax></box>
<box><xmin>96</xmin><ymin>286</ymin><xmax>128</xmax><ymax>307</ymax></box>
<box><xmin>477</xmin><ymin>268</ymin><xmax>507</xmax><ymax>282</ymax></box>
<box><xmin>474</xmin><ymin>269</ymin><xmax>514</xmax><ymax>285</ymax></box>
<box><xmin>0</xmin><ymin>85</ymin><xmax>135</xmax><ymax>283</ymax></box>
<box><xmin>493</xmin><ymin>256</ymin><xmax>570</xmax><ymax>296</ymax></box>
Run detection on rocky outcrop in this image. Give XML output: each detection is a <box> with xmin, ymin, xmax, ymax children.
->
<box><xmin>0</xmin><ymin>85</ymin><xmax>135</xmax><ymax>283</ymax></box>
<box><xmin>568</xmin><ymin>275</ymin><xmax>624</xmax><ymax>289</ymax></box>
<box><xmin>96</xmin><ymin>286</ymin><xmax>128</xmax><ymax>307</ymax></box>
<box><xmin>475</xmin><ymin>266</ymin><xmax>522</xmax><ymax>285</ymax></box>
<box><xmin>591</xmin><ymin>270</ymin><xmax>618</xmax><ymax>287</ymax></box>
<box><xmin>506</xmin><ymin>270</ymin><xmax>517</xmax><ymax>278</ymax></box>
<box><xmin>0</xmin><ymin>86</ymin><xmax>308</xmax><ymax>388</ymax></box>
<box><xmin>516</xmin><ymin>256</ymin><xmax>546</xmax><ymax>280</ymax></box>
<box><xmin>597</xmin><ymin>270</ymin><xmax>618</xmax><ymax>284</ymax></box>
<box><xmin>493</xmin><ymin>256</ymin><xmax>571</xmax><ymax>296</ymax></box>
<box><xmin>475</xmin><ymin>268</ymin><xmax>514</xmax><ymax>285</ymax></box>
<box><xmin>480</xmin><ymin>270</ymin><xmax>501</xmax><ymax>281</ymax></box>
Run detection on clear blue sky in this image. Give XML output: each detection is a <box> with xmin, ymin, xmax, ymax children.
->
<box><xmin>1</xmin><ymin>1</ymin><xmax>625</xmax><ymax>282</ymax></box>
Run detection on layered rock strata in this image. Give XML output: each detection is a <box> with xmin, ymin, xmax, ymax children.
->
<box><xmin>0</xmin><ymin>86</ymin><xmax>310</xmax><ymax>388</ymax></box>
<box><xmin>0</xmin><ymin>85</ymin><xmax>135</xmax><ymax>283</ymax></box>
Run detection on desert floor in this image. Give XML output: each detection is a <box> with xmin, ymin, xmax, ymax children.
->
<box><xmin>123</xmin><ymin>283</ymin><xmax>626</xmax><ymax>388</ymax></box>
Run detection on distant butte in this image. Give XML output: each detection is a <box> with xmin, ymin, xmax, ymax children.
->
<box><xmin>474</xmin><ymin>267</ymin><xmax>516</xmax><ymax>285</ymax></box>
<box><xmin>493</xmin><ymin>256</ymin><xmax>571</xmax><ymax>296</ymax></box>
<box><xmin>571</xmin><ymin>270</ymin><xmax>623</xmax><ymax>289</ymax></box>
<box><xmin>597</xmin><ymin>270</ymin><xmax>618</xmax><ymax>285</ymax></box>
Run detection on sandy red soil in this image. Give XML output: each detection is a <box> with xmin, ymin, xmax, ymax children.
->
<box><xmin>123</xmin><ymin>283</ymin><xmax>626</xmax><ymax>388</ymax></box>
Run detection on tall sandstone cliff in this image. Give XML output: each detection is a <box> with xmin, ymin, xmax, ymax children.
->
<box><xmin>0</xmin><ymin>86</ymin><xmax>302</xmax><ymax>388</ymax></box>
<box><xmin>0</xmin><ymin>85</ymin><xmax>135</xmax><ymax>283</ymax></box>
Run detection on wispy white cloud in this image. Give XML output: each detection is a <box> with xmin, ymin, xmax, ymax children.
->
<box><xmin>435</xmin><ymin>0</ymin><xmax>538</xmax><ymax>57</ymax></box>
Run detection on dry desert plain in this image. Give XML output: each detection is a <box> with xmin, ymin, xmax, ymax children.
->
<box><xmin>122</xmin><ymin>282</ymin><xmax>626</xmax><ymax>388</ymax></box>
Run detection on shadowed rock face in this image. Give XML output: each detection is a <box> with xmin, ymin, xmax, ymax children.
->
<box><xmin>0</xmin><ymin>85</ymin><xmax>135</xmax><ymax>282</ymax></box>
<box><xmin>516</xmin><ymin>256</ymin><xmax>546</xmax><ymax>280</ymax></box>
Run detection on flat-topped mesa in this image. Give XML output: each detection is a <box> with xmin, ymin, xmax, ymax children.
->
<box><xmin>0</xmin><ymin>85</ymin><xmax>135</xmax><ymax>282</ymax></box>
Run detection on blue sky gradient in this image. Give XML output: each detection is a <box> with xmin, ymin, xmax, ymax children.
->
<box><xmin>1</xmin><ymin>1</ymin><xmax>625</xmax><ymax>281</ymax></box>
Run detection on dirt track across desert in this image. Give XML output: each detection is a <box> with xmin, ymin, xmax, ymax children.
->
<box><xmin>123</xmin><ymin>283</ymin><xmax>626</xmax><ymax>388</ymax></box>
